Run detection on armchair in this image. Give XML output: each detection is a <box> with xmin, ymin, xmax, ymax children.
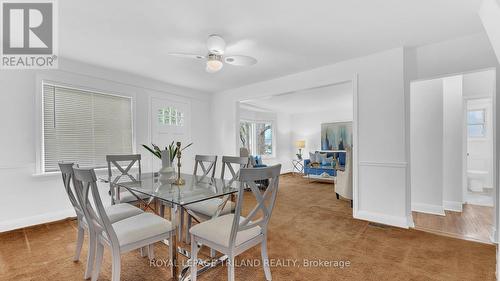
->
<box><xmin>335</xmin><ymin>147</ymin><xmax>353</xmax><ymax>207</ymax></box>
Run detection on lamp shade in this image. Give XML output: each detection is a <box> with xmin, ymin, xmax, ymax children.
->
<box><xmin>295</xmin><ymin>140</ymin><xmax>306</xmax><ymax>149</ymax></box>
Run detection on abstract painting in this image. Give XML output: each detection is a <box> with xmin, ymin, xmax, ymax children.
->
<box><xmin>321</xmin><ymin>122</ymin><xmax>352</xmax><ymax>150</ymax></box>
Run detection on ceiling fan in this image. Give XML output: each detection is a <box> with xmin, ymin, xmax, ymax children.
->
<box><xmin>168</xmin><ymin>34</ymin><xmax>257</xmax><ymax>73</ymax></box>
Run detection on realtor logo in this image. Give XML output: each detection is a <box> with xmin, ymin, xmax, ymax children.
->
<box><xmin>1</xmin><ymin>0</ymin><xmax>58</xmax><ymax>69</ymax></box>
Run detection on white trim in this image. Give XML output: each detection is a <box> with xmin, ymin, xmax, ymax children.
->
<box><xmin>352</xmin><ymin>74</ymin><xmax>359</xmax><ymax>219</ymax></box>
<box><xmin>411</xmin><ymin>67</ymin><xmax>497</xmax><ymax>83</ymax></box>
<box><xmin>359</xmin><ymin>161</ymin><xmax>408</xmax><ymax>168</ymax></box>
<box><xmin>462</xmin><ymin>97</ymin><xmax>469</xmax><ymax>212</ymax></box>
<box><xmin>0</xmin><ymin>208</ymin><xmax>75</xmax><ymax>233</ymax></box>
<box><xmin>443</xmin><ymin>200</ymin><xmax>463</xmax><ymax>212</ymax></box>
<box><xmin>355</xmin><ymin>210</ymin><xmax>409</xmax><ymax>229</ymax></box>
<box><xmin>407</xmin><ymin>213</ymin><xmax>415</xmax><ymax>227</ymax></box>
<box><xmin>412</xmin><ymin>203</ymin><xmax>446</xmax><ymax>216</ymax></box>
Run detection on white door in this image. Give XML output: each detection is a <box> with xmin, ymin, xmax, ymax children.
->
<box><xmin>150</xmin><ymin>97</ymin><xmax>191</xmax><ymax>172</ymax></box>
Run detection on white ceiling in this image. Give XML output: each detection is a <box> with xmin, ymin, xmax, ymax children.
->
<box><xmin>241</xmin><ymin>82</ymin><xmax>353</xmax><ymax>114</ymax></box>
<box><xmin>60</xmin><ymin>0</ymin><xmax>484</xmax><ymax>92</ymax></box>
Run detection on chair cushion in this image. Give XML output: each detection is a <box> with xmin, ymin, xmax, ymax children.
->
<box><xmin>105</xmin><ymin>203</ymin><xmax>143</xmax><ymax>223</ymax></box>
<box><xmin>190</xmin><ymin>214</ymin><xmax>262</xmax><ymax>247</ymax></box>
<box><xmin>185</xmin><ymin>199</ymin><xmax>234</xmax><ymax>218</ymax></box>
<box><xmin>112</xmin><ymin>213</ymin><xmax>173</xmax><ymax>247</ymax></box>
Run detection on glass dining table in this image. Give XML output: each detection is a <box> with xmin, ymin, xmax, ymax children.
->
<box><xmin>111</xmin><ymin>172</ymin><xmax>240</xmax><ymax>281</ymax></box>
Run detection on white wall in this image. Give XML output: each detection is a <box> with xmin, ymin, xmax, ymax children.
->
<box><xmin>463</xmin><ymin>69</ymin><xmax>496</xmax><ymax>98</ymax></box>
<box><xmin>442</xmin><ymin>76</ymin><xmax>464</xmax><ymax>211</ymax></box>
<box><xmin>410</xmin><ymin>79</ymin><xmax>445</xmax><ymax>215</ymax></box>
<box><xmin>0</xmin><ymin>59</ymin><xmax>213</xmax><ymax>232</ymax></box>
<box><xmin>276</xmin><ymin>112</ymin><xmax>293</xmax><ymax>172</ymax></box>
<box><xmin>409</xmin><ymin>33</ymin><xmax>498</xmax><ymax>80</ymax></box>
<box><xmin>480</xmin><ymin>0</ymin><xmax>500</xmax><ymax>64</ymax></box>
<box><xmin>213</xmin><ymin>48</ymin><xmax>409</xmax><ymax>228</ymax></box>
<box><xmin>291</xmin><ymin>108</ymin><xmax>353</xmax><ymax>157</ymax></box>
<box><xmin>410</xmin><ymin>75</ymin><xmax>464</xmax><ymax>214</ymax></box>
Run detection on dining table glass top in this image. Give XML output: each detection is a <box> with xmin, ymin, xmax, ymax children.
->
<box><xmin>114</xmin><ymin>173</ymin><xmax>240</xmax><ymax>206</ymax></box>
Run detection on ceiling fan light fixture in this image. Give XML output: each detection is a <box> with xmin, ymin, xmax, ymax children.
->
<box><xmin>206</xmin><ymin>55</ymin><xmax>223</xmax><ymax>73</ymax></box>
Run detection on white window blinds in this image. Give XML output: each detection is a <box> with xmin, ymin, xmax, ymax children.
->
<box><xmin>43</xmin><ymin>83</ymin><xmax>133</xmax><ymax>172</ymax></box>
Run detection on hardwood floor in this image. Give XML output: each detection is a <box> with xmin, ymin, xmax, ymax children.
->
<box><xmin>0</xmin><ymin>175</ymin><xmax>495</xmax><ymax>280</ymax></box>
<box><xmin>412</xmin><ymin>204</ymin><xmax>494</xmax><ymax>244</ymax></box>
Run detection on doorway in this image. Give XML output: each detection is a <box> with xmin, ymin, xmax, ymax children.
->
<box><xmin>235</xmin><ymin>79</ymin><xmax>358</xmax><ymax>216</ymax></box>
<box><xmin>464</xmin><ymin>98</ymin><xmax>494</xmax><ymax>207</ymax></box>
<box><xmin>410</xmin><ymin>69</ymin><xmax>496</xmax><ymax>243</ymax></box>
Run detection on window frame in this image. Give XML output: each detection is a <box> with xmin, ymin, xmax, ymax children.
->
<box><xmin>158</xmin><ymin>106</ymin><xmax>185</xmax><ymax>127</ymax></box>
<box><xmin>467</xmin><ymin>108</ymin><xmax>487</xmax><ymax>139</ymax></box>
<box><xmin>239</xmin><ymin>118</ymin><xmax>276</xmax><ymax>159</ymax></box>
<box><xmin>36</xmin><ymin>80</ymin><xmax>136</xmax><ymax>175</ymax></box>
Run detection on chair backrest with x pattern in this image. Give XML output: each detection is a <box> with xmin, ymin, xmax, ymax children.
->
<box><xmin>106</xmin><ymin>154</ymin><xmax>141</xmax><ymax>203</ymax></box>
<box><xmin>221</xmin><ymin>156</ymin><xmax>249</xmax><ymax>185</ymax></box>
<box><xmin>73</xmin><ymin>167</ymin><xmax>120</xmax><ymax>249</ymax></box>
<box><xmin>193</xmin><ymin>155</ymin><xmax>217</xmax><ymax>181</ymax></box>
<box><xmin>229</xmin><ymin>164</ymin><xmax>281</xmax><ymax>248</ymax></box>
<box><xmin>58</xmin><ymin>162</ymin><xmax>84</xmax><ymax>219</ymax></box>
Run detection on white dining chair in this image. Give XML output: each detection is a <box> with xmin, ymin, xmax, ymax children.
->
<box><xmin>184</xmin><ymin>156</ymin><xmax>249</xmax><ymax>243</ymax></box>
<box><xmin>192</xmin><ymin>155</ymin><xmax>218</xmax><ymax>181</ymax></box>
<box><xmin>59</xmin><ymin>162</ymin><xmax>144</xmax><ymax>280</ymax></box>
<box><xmin>72</xmin><ymin>167</ymin><xmax>175</xmax><ymax>281</ymax></box>
<box><xmin>178</xmin><ymin>155</ymin><xmax>218</xmax><ymax>241</ymax></box>
<box><xmin>106</xmin><ymin>154</ymin><xmax>148</xmax><ymax>205</ymax></box>
<box><xmin>190</xmin><ymin>164</ymin><xmax>281</xmax><ymax>281</ymax></box>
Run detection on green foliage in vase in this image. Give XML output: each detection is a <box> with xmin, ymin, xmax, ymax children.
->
<box><xmin>142</xmin><ymin>141</ymin><xmax>194</xmax><ymax>161</ymax></box>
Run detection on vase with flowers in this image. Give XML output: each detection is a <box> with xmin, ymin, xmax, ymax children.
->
<box><xmin>142</xmin><ymin>142</ymin><xmax>193</xmax><ymax>183</ymax></box>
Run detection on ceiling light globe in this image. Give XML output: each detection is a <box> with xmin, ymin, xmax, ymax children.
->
<box><xmin>206</xmin><ymin>59</ymin><xmax>223</xmax><ymax>73</ymax></box>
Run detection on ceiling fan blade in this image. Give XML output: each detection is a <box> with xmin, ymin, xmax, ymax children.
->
<box><xmin>168</xmin><ymin>53</ymin><xmax>205</xmax><ymax>60</ymax></box>
<box><xmin>207</xmin><ymin>35</ymin><xmax>226</xmax><ymax>55</ymax></box>
<box><xmin>224</xmin><ymin>55</ymin><xmax>257</xmax><ymax>66</ymax></box>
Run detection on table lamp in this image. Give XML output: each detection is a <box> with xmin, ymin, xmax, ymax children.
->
<box><xmin>295</xmin><ymin>140</ymin><xmax>306</xmax><ymax>160</ymax></box>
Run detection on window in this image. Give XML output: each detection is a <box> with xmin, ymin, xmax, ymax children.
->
<box><xmin>42</xmin><ymin>83</ymin><xmax>133</xmax><ymax>172</ymax></box>
<box><xmin>467</xmin><ymin>109</ymin><xmax>486</xmax><ymax>138</ymax></box>
<box><xmin>158</xmin><ymin>107</ymin><xmax>184</xmax><ymax>126</ymax></box>
<box><xmin>239</xmin><ymin>120</ymin><xmax>273</xmax><ymax>156</ymax></box>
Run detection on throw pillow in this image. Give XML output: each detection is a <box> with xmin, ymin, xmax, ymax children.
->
<box><xmin>309</xmin><ymin>152</ymin><xmax>317</xmax><ymax>163</ymax></box>
<box><xmin>316</xmin><ymin>152</ymin><xmax>327</xmax><ymax>164</ymax></box>
<box><xmin>322</xmin><ymin>157</ymin><xmax>333</xmax><ymax>166</ymax></box>
<box><xmin>255</xmin><ymin>156</ymin><xmax>262</xmax><ymax>165</ymax></box>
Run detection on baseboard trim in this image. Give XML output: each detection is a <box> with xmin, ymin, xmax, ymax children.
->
<box><xmin>407</xmin><ymin>213</ymin><xmax>415</xmax><ymax>228</ymax></box>
<box><xmin>355</xmin><ymin>210</ymin><xmax>409</xmax><ymax>229</ymax></box>
<box><xmin>412</xmin><ymin>203</ymin><xmax>445</xmax><ymax>216</ymax></box>
<box><xmin>443</xmin><ymin>201</ymin><xmax>463</xmax><ymax>212</ymax></box>
<box><xmin>0</xmin><ymin>209</ymin><xmax>76</xmax><ymax>233</ymax></box>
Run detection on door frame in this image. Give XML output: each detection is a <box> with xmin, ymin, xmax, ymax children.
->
<box><xmin>462</xmin><ymin>97</ymin><xmax>495</xmax><ymax>207</ymax></box>
<box><xmin>234</xmin><ymin>75</ymin><xmax>359</xmax><ymax>217</ymax></box>
<box><xmin>408</xmin><ymin>67</ymin><xmax>497</xmax><ymax>243</ymax></box>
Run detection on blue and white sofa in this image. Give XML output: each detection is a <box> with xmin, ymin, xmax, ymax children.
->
<box><xmin>303</xmin><ymin>151</ymin><xmax>346</xmax><ymax>177</ymax></box>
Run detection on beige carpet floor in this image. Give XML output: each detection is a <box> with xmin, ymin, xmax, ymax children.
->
<box><xmin>0</xmin><ymin>174</ymin><xmax>496</xmax><ymax>281</ymax></box>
